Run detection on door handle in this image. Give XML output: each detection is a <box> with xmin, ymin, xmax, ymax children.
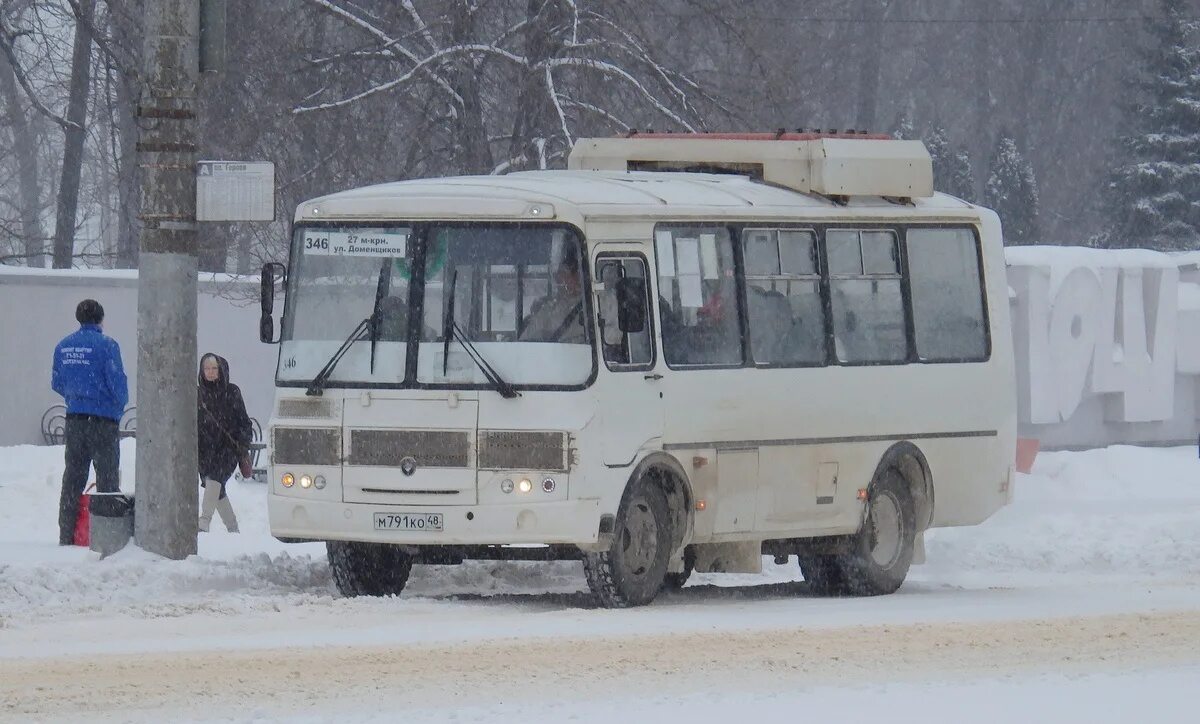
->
<box><xmin>644</xmin><ymin>373</ymin><xmax>664</xmax><ymax>381</ymax></box>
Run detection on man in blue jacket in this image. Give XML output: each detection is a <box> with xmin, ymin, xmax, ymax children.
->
<box><xmin>51</xmin><ymin>299</ymin><xmax>129</xmax><ymax>545</ymax></box>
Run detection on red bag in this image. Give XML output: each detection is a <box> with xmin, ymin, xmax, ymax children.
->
<box><xmin>238</xmin><ymin>452</ymin><xmax>253</xmax><ymax>479</ymax></box>
<box><xmin>73</xmin><ymin>484</ymin><xmax>95</xmax><ymax>546</ymax></box>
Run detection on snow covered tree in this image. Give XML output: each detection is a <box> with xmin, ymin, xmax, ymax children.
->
<box><xmin>889</xmin><ymin>111</ymin><xmax>914</xmax><ymax>140</ymax></box>
<box><xmin>985</xmin><ymin>133</ymin><xmax>1039</xmax><ymax>245</ymax></box>
<box><xmin>1104</xmin><ymin>0</ymin><xmax>1200</xmax><ymax>250</ymax></box>
<box><xmin>294</xmin><ymin>0</ymin><xmax>709</xmax><ymax>174</ymax></box>
<box><xmin>926</xmin><ymin>125</ymin><xmax>976</xmax><ymax>203</ymax></box>
<box><xmin>945</xmin><ymin>148</ymin><xmax>977</xmax><ymax>205</ymax></box>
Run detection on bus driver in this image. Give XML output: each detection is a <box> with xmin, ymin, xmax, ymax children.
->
<box><xmin>519</xmin><ymin>247</ymin><xmax>586</xmax><ymax>344</ymax></box>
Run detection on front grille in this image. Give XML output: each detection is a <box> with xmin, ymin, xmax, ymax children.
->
<box><xmin>349</xmin><ymin>430</ymin><xmax>471</xmax><ymax>468</ymax></box>
<box><xmin>478</xmin><ymin>430</ymin><xmax>568</xmax><ymax>472</ymax></box>
<box><xmin>277</xmin><ymin>398</ymin><xmax>334</xmax><ymax>418</ymax></box>
<box><xmin>273</xmin><ymin>427</ymin><xmax>341</xmax><ymax>465</ymax></box>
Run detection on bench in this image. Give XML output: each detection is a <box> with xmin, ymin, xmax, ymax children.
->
<box><xmin>43</xmin><ymin>403</ymin><xmax>268</xmax><ymax>481</ymax></box>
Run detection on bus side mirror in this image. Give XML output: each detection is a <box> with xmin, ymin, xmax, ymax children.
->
<box><xmin>260</xmin><ymin>262</ymin><xmax>286</xmax><ymax>344</ymax></box>
<box><xmin>615</xmin><ymin>277</ymin><xmax>647</xmax><ymax>334</ymax></box>
<box><xmin>259</xmin><ymin>314</ymin><xmax>275</xmax><ymax>344</ymax></box>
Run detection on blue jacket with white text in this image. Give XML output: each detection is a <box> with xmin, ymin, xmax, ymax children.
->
<box><xmin>51</xmin><ymin>324</ymin><xmax>129</xmax><ymax>422</ymax></box>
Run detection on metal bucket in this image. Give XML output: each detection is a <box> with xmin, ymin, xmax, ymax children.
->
<box><xmin>88</xmin><ymin>492</ymin><xmax>134</xmax><ymax>558</ymax></box>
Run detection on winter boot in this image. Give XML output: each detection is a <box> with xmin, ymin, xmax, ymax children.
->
<box><xmin>216</xmin><ymin>496</ymin><xmax>239</xmax><ymax>533</ymax></box>
<box><xmin>198</xmin><ymin>480</ymin><xmax>221</xmax><ymax>532</ymax></box>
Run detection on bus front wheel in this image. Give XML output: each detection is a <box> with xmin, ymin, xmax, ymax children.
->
<box><xmin>800</xmin><ymin>468</ymin><xmax>916</xmax><ymax>596</ymax></box>
<box><xmin>327</xmin><ymin>541</ymin><xmax>413</xmax><ymax>597</ymax></box>
<box><xmin>583</xmin><ymin>478</ymin><xmax>673</xmax><ymax>607</ymax></box>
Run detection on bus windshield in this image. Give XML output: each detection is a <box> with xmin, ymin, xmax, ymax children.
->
<box><xmin>278</xmin><ymin>224</ymin><xmax>592</xmax><ymax>388</ymax></box>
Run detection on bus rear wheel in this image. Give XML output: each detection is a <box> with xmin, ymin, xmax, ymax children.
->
<box><xmin>800</xmin><ymin>468</ymin><xmax>915</xmax><ymax>596</ymax></box>
<box><xmin>797</xmin><ymin>553</ymin><xmax>847</xmax><ymax>595</ymax></box>
<box><xmin>327</xmin><ymin>541</ymin><xmax>413</xmax><ymax>597</ymax></box>
<box><xmin>583</xmin><ymin>478</ymin><xmax>673</xmax><ymax>608</ymax></box>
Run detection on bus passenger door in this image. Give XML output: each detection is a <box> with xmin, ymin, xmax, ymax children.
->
<box><xmin>653</xmin><ymin>226</ymin><xmax>763</xmax><ymax>536</ymax></box>
<box><xmin>592</xmin><ymin>252</ymin><xmax>664</xmax><ymax>465</ymax></box>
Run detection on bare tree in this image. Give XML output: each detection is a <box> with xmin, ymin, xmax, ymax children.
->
<box><xmin>5</xmin><ymin>0</ymin><xmax>1189</xmax><ymax>270</ymax></box>
<box><xmin>0</xmin><ymin>0</ymin><xmax>100</xmax><ymax>268</ymax></box>
<box><xmin>295</xmin><ymin>0</ymin><xmax>708</xmax><ymax>173</ymax></box>
<box><xmin>0</xmin><ymin>39</ymin><xmax>46</xmax><ymax>265</ymax></box>
<box><xmin>105</xmin><ymin>0</ymin><xmax>141</xmax><ymax>268</ymax></box>
<box><xmin>49</xmin><ymin>0</ymin><xmax>95</xmax><ymax>268</ymax></box>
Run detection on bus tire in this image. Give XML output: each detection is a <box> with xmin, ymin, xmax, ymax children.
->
<box><xmin>841</xmin><ymin>468</ymin><xmax>916</xmax><ymax>595</ymax></box>
<box><xmin>799</xmin><ymin>468</ymin><xmax>915</xmax><ymax>596</ymax></box>
<box><xmin>327</xmin><ymin>541</ymin><xmax>413</xmax><ymax>597</ymax></box>
<box><xmin>661</xmin><ymin>545</ymin><xmax>696</xmax><ymax>591</ymax></box>
<box><xmin>583</xmin><ymin>478</ymin><xmax>673</xmax><ymax>607</ymax></box>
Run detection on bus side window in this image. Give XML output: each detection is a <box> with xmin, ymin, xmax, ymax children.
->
<box><xmin>596</xmin><ymin>257</ymin><xmax>654</xmax><ymax>370</ymax></box>
<box><xmin>655</xmin><ymin>226</ymin><xmax>742</xmax><ymax>367</ymax></box>
<box><xmin>907</xmin><ymin>228</ymin><xmax>988</xmax><ymax>361</ymax></box>
<box><xmin>743</xmin><ymin>229</ymin><xmax>825</xmax><ymax>366</ymax></box>
<box><xmin>827</xmin><ymin>228</ymin><xmax>907</xmax><ymax>364</ymax></box>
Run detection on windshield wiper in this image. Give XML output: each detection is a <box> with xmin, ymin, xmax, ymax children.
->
<box><xmin>369</xmin><ymin>261</ymin><xmax>388</xmax><ymax>373</ymax></box>
<box><xmin>307</xmin><ymin>263</ymin><xmax>389</xmax><ymax>396</ymax></box>
<box><xmin>450</xmin><ymin>322</ymin><xmax>520</xmax><ymax>399</ymax></box>
<box><xmin>306</xmin><ymin>316</ymin><xmax>372</xmax><ymax>396</ymax></box>
<box><xmin>443</xmin><ymin>269</ymin><xmax>457</xmax><ymax>377</ymax></box>
<box><xmin>442</xmin><ymin>269</ymin><xmax>520</xmax><ymax>399</ymax></box>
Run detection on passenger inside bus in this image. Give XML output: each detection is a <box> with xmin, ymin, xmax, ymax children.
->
<box><xmin>519</xmin><ymin>246</ymin><xmax>586</xmax><ymax>343</ymax></box>
<box><xmin>377</xmin><ymin>287</ymin><xmax>438</xmax><ymax>342</ymax></box>
<box><xmin>376</xmin><ymin>295</ymin><xmax>409</xmax><ymax>341</ymax></box>
<box><xmin>746</xmin><ymin>285</ymin><xmax>792</xmax><ymax>362</ymax></box>
<box><xmin>659</xmin><ymin>278</ymin><xmax>741</xmax><ymax>366</ymax></box>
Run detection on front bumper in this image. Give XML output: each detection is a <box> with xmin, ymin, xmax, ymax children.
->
<box><xmin>268</xmin><ymin>495</ymin><xmax>604</xmax><ymax>546</ymax></box>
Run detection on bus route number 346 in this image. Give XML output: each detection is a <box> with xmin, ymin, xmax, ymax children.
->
<box><xmin>373</xmin><ymin>512</ymin><xmax>444</xmax><ymax>531</ymax></box>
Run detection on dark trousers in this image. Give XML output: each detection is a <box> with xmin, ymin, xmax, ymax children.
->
<box><xmin>58</xmin><ymin>414</ymin><xmax>121</xmax><ymax>545</ymax></box>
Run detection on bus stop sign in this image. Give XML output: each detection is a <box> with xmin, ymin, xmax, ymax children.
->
<box><xmin>197</xmin><ymin>160</ymin><xmax>275</xmax><ymax>222</ymax></box>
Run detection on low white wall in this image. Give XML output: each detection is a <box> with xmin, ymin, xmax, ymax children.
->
<box><xmin>0</xmin><ymin>267</ymin><xmax>278</xmax><ymax>446</ymax></box>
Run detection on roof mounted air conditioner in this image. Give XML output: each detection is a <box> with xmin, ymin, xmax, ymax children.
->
<box><xmin>567</xmin><ymin>132</ymin><xmax>934</xmax><ymax>199</ymax></box>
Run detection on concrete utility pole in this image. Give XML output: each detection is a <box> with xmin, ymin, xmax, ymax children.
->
<box><xmin>135</xmin><ymin>1</ymin><xmax>200</xmax><ymax>559</ymax></box>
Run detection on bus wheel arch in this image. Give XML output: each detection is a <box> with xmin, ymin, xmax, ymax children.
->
<box><xmin>841</xmin><ymin>442</ymin><xmax>929</xmax><ymax>594</ymax></box>
<box><xmin>872</xmin><ymin>442</ymin><xmax>934</xmax><ymax>534</ymax></box>
<box><xmin>629</xmin><ymin>452</ymin><xmax>694</xmax><ymax>557</ymax></box>
<box><xmin>582</xmin><ymin>454</ymin><xmax>692</xmax><ymax>607</ymax></box>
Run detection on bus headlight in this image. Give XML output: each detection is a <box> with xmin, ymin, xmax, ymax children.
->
<box><xmin>300</xmin><ymin>474</ymin><xmax>313</xmax><ymax>489</ymax></box>
<box><xmin>501</xmin><ymin>479</ymin><xmax>514</xmax><ymax>494</ymax></box>
<box><xmin>542</xmin><ymin>478</ymin><xmax>556</xmax><ymax>493</ymax></box>
<box><xmin>314</xmin><ymin>475</ymin><xmax>326</xmax><ymax>490</ymax></box>
<box><xmin>517</xmin><ymin>478</ymin><xmax>533</xmax><ymax>494</ymax></box>
<box><xmin>281</xmin><ymin>473</ymin><xmax>295</xmax><ymax>488</ymax></box>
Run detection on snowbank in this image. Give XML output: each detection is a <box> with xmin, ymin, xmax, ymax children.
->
<box><xmin>1</xmin><ymin>441</ymin><xmax>1198</xmax><ymax>626</ymax></box>
<box><xmin>921</xmin><ymin>445</ymin><xmax>1200</xmax><ymax>584</ymax></box>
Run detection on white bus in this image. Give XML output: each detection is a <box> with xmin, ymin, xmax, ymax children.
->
<box><xmin>259</xmin><ymin>132</ymin><xmax>1016</xmax><ymax>607</ymax></box>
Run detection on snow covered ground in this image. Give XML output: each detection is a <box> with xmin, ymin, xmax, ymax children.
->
<box><xmin>1</xmin><ymin>442</ymin><xmax>1199</xmax><ymax>722</ymax></box>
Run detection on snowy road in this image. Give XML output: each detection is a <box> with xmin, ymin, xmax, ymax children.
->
<box><xmin>2</xmin><ymin>443</ymin><xmax>1199</xmax><ymax>721</ymax></box>
<box><xmin>4</xmin><ymin>606</ymin><xmax>1199</xmax><ymax>723</ymax></box>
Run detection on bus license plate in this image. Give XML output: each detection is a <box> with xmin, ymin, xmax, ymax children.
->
<box><xmin>374</xmin><ymin>512</ymin><xmax>443</xmax><ymax>532</ymax></box>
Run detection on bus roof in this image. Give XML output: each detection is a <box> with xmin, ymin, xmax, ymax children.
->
<box><xmin>296</xmin><ymin>170</ymin><xmax>981</xmax><ymax>225</ymax></box>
